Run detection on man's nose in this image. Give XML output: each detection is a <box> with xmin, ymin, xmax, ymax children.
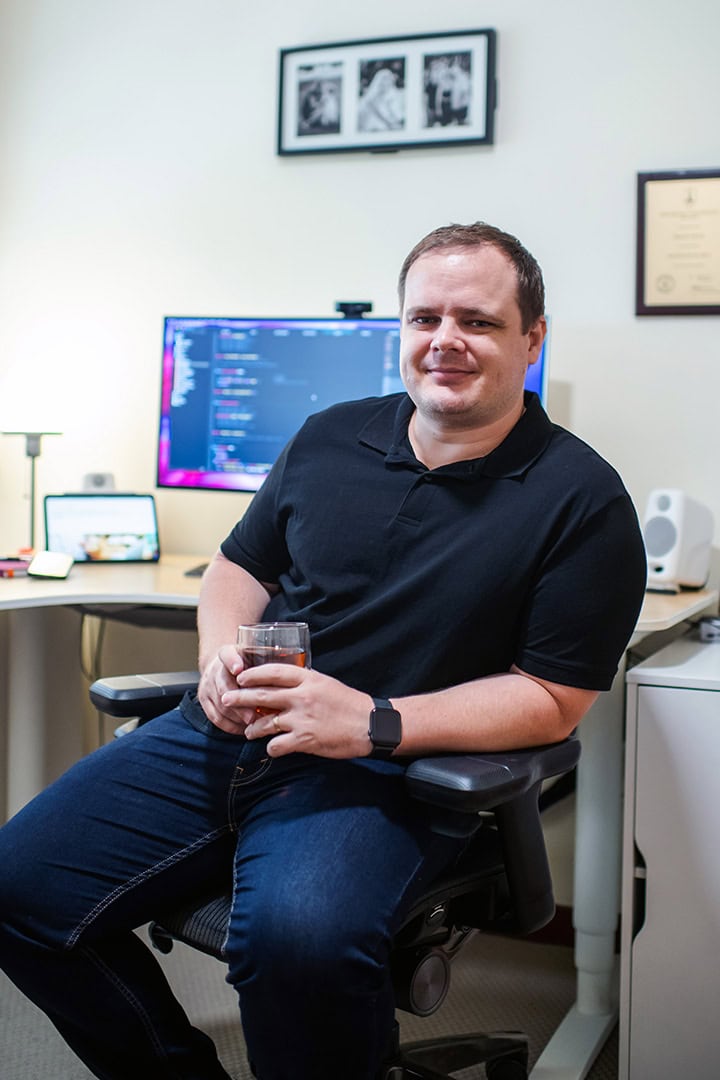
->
<box><xmin>432</xmin><ymin>320</ymin><xmax>464</xmax><ymax>352</ymax></box>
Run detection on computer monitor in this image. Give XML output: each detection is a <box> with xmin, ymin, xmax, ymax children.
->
<box><xmin>156</xmin><ymin>315</ymin><xmax>549</xmax><ymax>494</ymax></box>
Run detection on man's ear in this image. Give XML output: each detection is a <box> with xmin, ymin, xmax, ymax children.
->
<box><xmin>526</xmin><ymin>315</ymin><xmax>547</xmax><ymax>365</ymax></box>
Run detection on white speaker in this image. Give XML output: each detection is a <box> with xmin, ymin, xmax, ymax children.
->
<box><xmin>643</xmin><ymin>489</ymin><xmax>714</xmax><ymax>591</ymax></box>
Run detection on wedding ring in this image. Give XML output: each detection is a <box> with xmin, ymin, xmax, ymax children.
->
<box><xmin>272</xmin><ymin>715</ymin><xmax>281</xmax><ymax>732</ymax></box>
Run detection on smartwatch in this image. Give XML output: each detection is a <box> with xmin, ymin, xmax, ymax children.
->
<box><xmin>368</xmin><ymin>697</ymin><xmax>402</xmax><ymax>759</ymax></box>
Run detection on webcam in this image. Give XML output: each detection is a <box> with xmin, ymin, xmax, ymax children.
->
<box><xmin>335</xmin><ymin>301</ymin><xmax>373</xmax><ymax>319</ymax></box>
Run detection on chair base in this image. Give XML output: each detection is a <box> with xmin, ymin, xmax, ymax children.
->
<box><xmin>148</xmin><ymin>891</ymin><xmax>531</xmax><ymax>1079</ymax></box>
<box><xmin>384</xmin><ymin>1030</ymin><xmax>529</xmax><ymax>1079</ymax></box>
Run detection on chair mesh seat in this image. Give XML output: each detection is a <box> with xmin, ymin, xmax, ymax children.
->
<box><xmin>152</xmin><ymin>891</ymin><xmax>232</xmax><ymax>960</ymax></box>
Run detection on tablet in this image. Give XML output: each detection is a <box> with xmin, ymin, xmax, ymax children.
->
<box><xmin>43</xmin><ymin>493</ymin><xmax>161</xmax><ymax>563</ymax></box>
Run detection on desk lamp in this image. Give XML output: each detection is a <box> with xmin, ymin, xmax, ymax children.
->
<box><xmin>2</xmin><ymin>430</ymin><xmax>61</xmax><ymax>550</ymax></box>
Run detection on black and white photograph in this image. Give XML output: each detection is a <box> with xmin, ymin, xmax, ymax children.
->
<box><xmin>296</xmin><ymin>62</ymin><xmax>342</xmax><ymax>136</ymax></box>
<box><xmin>357</xmin><ymin>58</ymin><xmax>406</xmax><ymax>133</ymax></box>
<box><xmin>423</xmin><ymin>51</ymin><xmax>472</xmax><ymax>128</ymax></box>
<box><xmin>278</xmin><ymin>30</ymin><xmax>496</xmax><ymax>155</ymax></box>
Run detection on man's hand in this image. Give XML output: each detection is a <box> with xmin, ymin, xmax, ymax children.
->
<box><xmin>195</xmin><ymin>552</ymin><xmax>278</xmax><ymax>734</ymax></box>
<box><xmin>222</xmin><ymin>664</ymin><xmax>374</xmax><ymax>759</ymax></box>
<box><xmin>197</xmin><ymin>644</ymin><xmax>257</xmax><ymax>735</ymax></box>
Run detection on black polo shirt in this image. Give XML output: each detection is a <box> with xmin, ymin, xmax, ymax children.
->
<box><xmin>221</xmin><ymin>392</ymin><xmax>646</xmax><ymax>697</ymax></box>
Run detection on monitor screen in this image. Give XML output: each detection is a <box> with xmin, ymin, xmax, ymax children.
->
<box><xmin>157</xmin><ymin>315</ymin><xmax>549</xmax><ymax>493</ymax></box>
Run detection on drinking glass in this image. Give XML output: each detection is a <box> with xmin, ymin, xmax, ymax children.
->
<box><xmin>237</xmin><ymin>622</ymin><xmax>311</xmax><ymax>671</ymax></box>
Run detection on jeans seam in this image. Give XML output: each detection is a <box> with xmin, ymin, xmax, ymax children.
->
<box><xmin>222</xmin><ymin>754</ymin><xmax>273</xmax><ymax>953</ymax></box>
<box><xmin>65</xmin><ymin>825</ymin><xmax>230</xmax><ymax>949</ymax></box>
<box><xmin>222</xmin><ymin>853</ymin><xmax>242</xmax><ymax>958</ymax></box>
<box><xmin>82</xmin><ymin>944</ymin><xmax>180</xmax><ymax>1072</ymax></box>
<box><xmin>226</xmin><ymin>757</ymin><xmax>272</xmax><ymax>829</ymax></box>
<box><xmin>228</xmin><ymin>757</ymin><xmax>271</xmax><ymax>790</ymax></box>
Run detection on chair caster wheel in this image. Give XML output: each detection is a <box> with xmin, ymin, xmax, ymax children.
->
<box><xmin>486</xmin><ymin>1056</ymin><xmax>528</xmax><ymax>1080</ymax></box>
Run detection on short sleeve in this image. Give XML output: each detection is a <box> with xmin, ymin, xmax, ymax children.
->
<box><xmin>220</xmin><ymin>441</ymin><xmax>293</xmax><ymax>584</ymax></box>
<box><xmin>516</xmin><ymin>494</ymin><xmax>647</xmax><ymax>690</ymax></box>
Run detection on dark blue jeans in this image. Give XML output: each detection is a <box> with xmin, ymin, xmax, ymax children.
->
<box><xmin>0</xmin><ymin>700</ymin><xmax>468</xmax><ymax>1079</ymax></box>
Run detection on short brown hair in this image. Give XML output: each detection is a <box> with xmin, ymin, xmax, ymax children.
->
<box><xmin>397</xmin><ymin>222</ymin><xmax>545</xmax><ymax>333</ymax></box>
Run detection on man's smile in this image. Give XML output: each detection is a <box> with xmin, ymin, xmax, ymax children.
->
<box><xmin>425</xmin><ymin>365</ymin><xmax>477</xmax><ymax>381</ymax></box>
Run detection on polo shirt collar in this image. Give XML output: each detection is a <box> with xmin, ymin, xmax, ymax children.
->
<box><xmin>357</xmin><ymin>391</ymin><xmax>554</xmax><ymax>480</ymax></box>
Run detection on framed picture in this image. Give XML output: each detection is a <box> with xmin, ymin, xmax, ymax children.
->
<box><xmin>636</xmin><ymin>169</ymin><xmax>720</xmax><ymax>316</ymax></box>
<box><xmin>277</xmin><ymin>29</ymin><xmax>497</xmax><ymax>156</ymax></box>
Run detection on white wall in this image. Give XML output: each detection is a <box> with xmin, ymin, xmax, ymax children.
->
<box><xmin>1</xmin><ymin>0</ymin><xmax>718</xmax><ymax>562</ymax></box>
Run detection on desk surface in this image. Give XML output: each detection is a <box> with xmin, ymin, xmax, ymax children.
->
<box><xmin>636</xmin><ymin>586</ymin><xmax>717</xmax><ymax>633</ymax></box>
<box><xmin>1</xmin><ymin>555</ymin><xmax>717</xmax><ymax>633</ymax></box>
<box><xmin>0</xmin><ymin>554</ymin><xmax>202</xmax><ymax>611</ymax></box>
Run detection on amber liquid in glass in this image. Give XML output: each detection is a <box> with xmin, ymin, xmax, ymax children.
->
<box><xmin>240</xmin><ymin>647</ymin><xmax>307</xmax><ymax>716</ymax></box>
<box><xmin>240</xmin><ymin>647</ymin><xmax>307</xmax><ymax>669</ymax></box>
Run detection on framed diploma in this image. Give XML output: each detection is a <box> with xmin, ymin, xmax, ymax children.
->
<box><xmin>636</xmin><ymin>169</ymin><xmax>720</xmax><ymax>315</ymax></box>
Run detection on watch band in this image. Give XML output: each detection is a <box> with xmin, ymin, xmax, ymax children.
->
<box><xmin>368</xmin><ymin>697</ymin><xmax>402</xmax><ymax>760</ymax></box>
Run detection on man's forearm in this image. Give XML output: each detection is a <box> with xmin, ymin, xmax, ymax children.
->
<box><xmin>392</xmin><ymin>666</ymin><xmax>598</xmax><ymax>755</ymax></box>
<box><xmin>197</xmin><ymin>551</ymin><xmax>273</xmax><ymax>672</ymax></box>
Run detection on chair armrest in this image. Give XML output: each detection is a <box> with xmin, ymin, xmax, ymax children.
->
<box><xmin>89</xmin><ymin>672</ymin><xmax>200</xmax><ymax>720</ymax></box>
<box><xmin>404</xmin><ymin>737</ymin><xmax>580</xmax><ymax>814</ymax></box>
<box><xmin>405</xmin><ymin>738</ymin><xmax>581</xmax><ymax>933</ymax></box>
<box><xmin>90</xmin><ymin>672</ymin><xmax>580</xmax><ymax>802</ymax></box>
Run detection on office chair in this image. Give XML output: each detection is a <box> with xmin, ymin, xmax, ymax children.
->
<box><xmin>90</xmin><ymin>672</ymin><xmax>580</xmax><ymax>1080</ymax></box>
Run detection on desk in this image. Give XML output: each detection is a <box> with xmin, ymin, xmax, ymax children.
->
<box><xmin>1</xmin><ymin>564</ymin><xmax>717</xmax><ymax>1078</ymax></box>
<box><xmin>0</xmin><ymin>555</ymin><xmax>202</xmax><ymax>818</ymax></box>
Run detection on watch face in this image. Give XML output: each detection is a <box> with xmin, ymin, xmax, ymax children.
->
<box><xmin>371</xmin><ymin>706</ymin><xmax>402</xmax><ymax>748</ymax></box>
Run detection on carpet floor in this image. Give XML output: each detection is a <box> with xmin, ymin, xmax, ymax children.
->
<box><xmin>0</xmin><ymin>929</ymin><xmax>617</xmax><ymax>1078</ymax></box>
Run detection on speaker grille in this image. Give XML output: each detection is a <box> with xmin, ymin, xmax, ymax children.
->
<box><xmin>644</xmin><ymin>515</ymin><xmax>677</xmax><ymax>557</ymax></box>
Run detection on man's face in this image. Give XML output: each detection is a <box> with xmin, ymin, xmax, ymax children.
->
<box><xmin>399</xmin><ymin>245</ymin><xmax>546</xmax><ymax>430</ymax></box>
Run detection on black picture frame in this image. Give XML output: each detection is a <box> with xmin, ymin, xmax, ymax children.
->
<box><xmin>277</xmin><ymin>29</ymin><xmax>497</xmax><ymax>156</ymax></box>
<box><xmin>636</xmin><ymin>169</ymin><xmax>720</xmax><ymax>316</ymax></box>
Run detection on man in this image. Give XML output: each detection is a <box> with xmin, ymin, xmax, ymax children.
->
<box><xmin>0</xmin><ymin>223</ymin><xmax>646</xmax><ymax>1080</ymax></box>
